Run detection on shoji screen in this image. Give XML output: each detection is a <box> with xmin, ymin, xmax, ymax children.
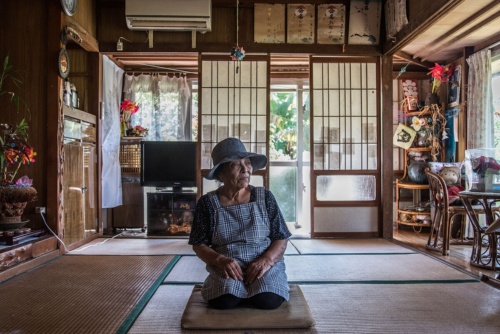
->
<box><xmin>199</xmin><ymin>55</ymin><xmax>269</xmax><ymax>192</ymax></box>
<box><xmin>311</xmin><ymin>57</ymin><xmax>380</xmax><ymax>237</ymax></box>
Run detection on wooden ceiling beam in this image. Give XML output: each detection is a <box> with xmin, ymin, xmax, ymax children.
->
<box><xmin>393</xmin><ymin>51</ymin><xmax>433</xmax><ymax>69</ymax></box>
<box><xmin>383</xmin><ymin>0</ymin><xmax>466</xmax><ymax>56</ymax></box>
<box><xmin>421</xmin><ymin>9</ymin><xmax>500</xmax><ymax>62</ymax></box>
<box><xmin>412</xmin><ymin>1</ymin><xmax>500</xmax><ymax>60</ymax></box>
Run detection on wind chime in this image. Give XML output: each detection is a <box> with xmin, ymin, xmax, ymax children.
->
<box><xmin>230</xmin><ymin>0</ymin><xmax>245</xmax><ymax>73</ymax></box>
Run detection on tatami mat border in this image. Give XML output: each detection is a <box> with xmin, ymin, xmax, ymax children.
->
<box><xmin>161</xmin><ymin>279</ymin><xmax>479</xmax><ymax>286</ymax></box>
<box><xmin>117</xmin><ymin>255</ymin><xmax>182</xmax><ymax>334</ymax></box>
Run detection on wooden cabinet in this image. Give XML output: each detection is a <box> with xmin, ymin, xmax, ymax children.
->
<box><xmin>112</xmin><ymin>138</ymin><xmax>144</xmax><ymax>232</ymax></box>
<box><xmin>112</xmin><ymin>179</ymin><xmax>144</xmax><ymax>232</ymax></box>
<box><xmin>62</xmin><ymin>106</ymin><xmax>98</xmax><ymax>246</ymax></box>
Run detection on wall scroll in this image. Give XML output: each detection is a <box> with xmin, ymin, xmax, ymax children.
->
<box><xmin>287</xmin><ymin>4</ymin><xmax>315</xmax><ymax>44</ymax></box>
<box><xmin>254</xmin><ymin>4</ymin><xmax>285</xmax><ymax>43</ymax></box>
<box><xmin>317</xmin><ymin>4</ymin><xmax>345</xmax><ymax>44</ymax></box>
<box><xmin>348</xmin><ymin>0</ymin><xmax>382</xmax><ymax>45</ymax></box>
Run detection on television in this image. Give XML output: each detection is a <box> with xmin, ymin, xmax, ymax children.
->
<box><xmin>140</xmin><ymin>141</ymin><xmax>197</xmax><ymax>190</ymax></box>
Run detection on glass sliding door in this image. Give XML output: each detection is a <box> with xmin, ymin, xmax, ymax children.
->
<box><xmin>269</xmin><ymin>81</ymin><xmax>311</xmax><ymax>236</ymax></box>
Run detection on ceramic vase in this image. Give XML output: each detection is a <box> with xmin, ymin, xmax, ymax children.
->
<box><xmin>408</xmin><ymin>161</ymin><xmax>428</xmax><ymax>184</ymax></box>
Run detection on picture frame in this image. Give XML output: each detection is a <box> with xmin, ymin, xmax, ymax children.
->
<box><xmin>448</xmin><ymin>65</ymin><xmax>461</xmax><ymax>107</ymax></box>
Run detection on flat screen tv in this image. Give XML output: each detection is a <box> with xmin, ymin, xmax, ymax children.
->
<box><xmin>140</xmin><ymin>141</ymin><xmax>197</xmax><ymax>189</ymax></box>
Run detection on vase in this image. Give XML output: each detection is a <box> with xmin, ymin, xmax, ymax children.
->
<box><xmin>120</xmin><ymin>121</ymin><xmax>127</xmax><ymax>137</ymax></box>
<box><xmin>425</xmin><ymin>93</ymin><xmax>440</xmax><ymax>106</ymax></box>
<box><xmin>407</xmin><ymin>161</ymin><xmax>428</xmax><ymax>184</ymax></box>
<box><xmin>0</xmin><ymin>186</ymin><xmax>37</xmax><ymax>229</ymax></box>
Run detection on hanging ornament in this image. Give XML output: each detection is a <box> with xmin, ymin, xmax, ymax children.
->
<box><xmin>230</xmin><ymin>46</ymin><xmax>245</xmax><ymax>61</ymax></box>
<box><xmin>230</xmin><ymin>0</ymin><xmax>245</xmax><ymax>73</ymax></box>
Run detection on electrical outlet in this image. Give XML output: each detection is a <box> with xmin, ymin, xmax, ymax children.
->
<box><xmin>35</xmin><ymin>207</ymin><xmax>46</xmax><ymax>214</ymax></box>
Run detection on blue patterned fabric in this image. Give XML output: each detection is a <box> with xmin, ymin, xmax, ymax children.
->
<box><xmin>189</xmin><ymin>186</ymin><xmax>291</xmax><ymax>301</ymax></box>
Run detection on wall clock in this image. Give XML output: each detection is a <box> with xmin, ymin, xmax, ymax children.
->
<box><xmin>61</xmin><ymin>0</ymin><xmax>78</xmax><ymax>16</ymax></box>
<box><xmin>58</xmin><ymin>48</ymin><xmax>70</xmax><ymax>79</ymax></box>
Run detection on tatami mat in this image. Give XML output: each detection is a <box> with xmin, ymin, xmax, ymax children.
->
<box><xmin>0</xmin><ymin>255</ymin><xmax>176</xmax><ymax>334</ymax></box>
<box><xmin>289</xmin><ymin>238</ymin><xmax>415</xmax><ymax>254</ymax></box>
<box><xmin>164</xmin><ymin>253</ymin><xmax>475</xmax><ymax>284</ymax></box>
<box><xmin>71</xmin><ymin>238</ymin><xmax>196</xmax><ymax>255</ymax></box>
<box><xmin>71</xmin><ymin>237</ymin><xmax>300</xmax><ymax>255</ymax></box>
<box><xmin>129</xmin><ymin>282</ymin><xmax>500</xmax><ymax>333</ymax></box>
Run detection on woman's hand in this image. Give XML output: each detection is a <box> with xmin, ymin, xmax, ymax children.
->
<box><xmin>244</xmin><ymin>257</ymin><xmax>274</xmax><ymax>285</ymax></box>
<box><xmin>244</xmin><ymin>239</ymin><xmax>288</xmax><ymax>285</ymax></box>
<box><xmin>215</xmin><ymin>254</ymin><xmax>244</xmax><ymax>281</ymax></box>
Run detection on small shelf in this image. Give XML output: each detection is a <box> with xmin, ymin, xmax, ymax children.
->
<box><xmin>147</xmin><ymin>191</ymin><xmax>196</xmax><ymax>237</ymax></box>
<box><xmin>395</xmin><ymin>102</ymin><xmax>444</xmax><ymax>231</ymax></box>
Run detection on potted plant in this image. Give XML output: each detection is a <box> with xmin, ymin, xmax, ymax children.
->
<box><xmin>0</xmin><ymin>55</ymin><xmax>37</xmax><ymax>229</ymax></box>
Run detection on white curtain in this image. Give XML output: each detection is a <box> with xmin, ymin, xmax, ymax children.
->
<box><xmin>101</xmin><ymin>56</ymin><xmax>124</xmax><ymax>208</ymax></box>
<box><xmin>122</xmin><ymin>73</ymin><xmax>191</xmax><ymax>141</ymax></box>
<box><xmin>466</xmin><ymin>49</ymin><xmax>494</xmax><ymax>149</ymax></box>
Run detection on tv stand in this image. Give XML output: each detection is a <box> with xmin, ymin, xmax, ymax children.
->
<box><xmin>155</xmin><ymin>187</ymin><xmax>195</xmax><ymax>193</ymax></box>
<box><xmin>146</xmin><ymin>190</ymin><xmax>197</xmax><ymax>237</ymax></box>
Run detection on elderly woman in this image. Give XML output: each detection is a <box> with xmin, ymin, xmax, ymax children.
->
<box><xmin>189</xmin><ymin>137</ymin><xmax>291</xmax><ymax>310</ymax></box>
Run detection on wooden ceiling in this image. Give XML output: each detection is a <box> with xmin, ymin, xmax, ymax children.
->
<box><xmin>393</xmin><ymin>0</ymin><xmax>500</xmax><ymax>71</ymax></box>
<box><xmin>105</xmin><ymin>0</ymin><xmax>500</xmax><ymax>75</ymax></box>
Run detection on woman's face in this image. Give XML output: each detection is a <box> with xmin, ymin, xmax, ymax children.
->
<box><xmin>218</xmin><ymin>158</ymin><xmax>253</xmax><ymax>189</ymax></box>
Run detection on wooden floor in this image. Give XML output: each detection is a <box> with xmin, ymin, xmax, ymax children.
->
<box><xmin>393</xmin><ymin>226</ymin><xmax>498</xmax><ymax>280</ymax></box>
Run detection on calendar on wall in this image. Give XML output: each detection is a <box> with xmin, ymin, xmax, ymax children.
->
<box><xmin>287</xmin><ymin>4</ymin><xmax>315</xmax><ymax>44</ymax></box>
<box><xmin>317</xmin><ymin>4</ymin><xmax>345</xmax><ymax>44</ymax></box>
<box><xmin>254</xmin><ymin>3</ymin><xmax>285</xmax><ymax>43</ymax></box>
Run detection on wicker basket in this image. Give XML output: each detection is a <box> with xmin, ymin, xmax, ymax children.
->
<box><xmin>120</xmin><ymin>141</ymin><xmax>141</xmax><ymax>174</ymax></box>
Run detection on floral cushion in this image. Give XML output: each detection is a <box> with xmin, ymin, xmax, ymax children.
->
<box><xmin>427</xmin><ymin>162</ymin><xmax>462</xmax><ymax>174</ymax></box>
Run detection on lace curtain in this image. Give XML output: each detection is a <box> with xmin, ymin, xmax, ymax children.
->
<box><xmin>466</xmin><ymin>49</ymin><xmax>494</xmax><ymax>149</ymax></box>
<box><xmin>101</xmin><ymin>56</ymin><xmax>124</xmax><ymax>208</ymax></box>
<box><xmin>122</xmin><ymin>74</ymin><xmax>192</xmax><ymax>141</ymax></box>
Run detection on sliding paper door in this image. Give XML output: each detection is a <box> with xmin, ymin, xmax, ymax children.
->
<box><xmin>311</xmin><ymin>57</ymin><xmax>381</xmax><ymax>237</ymax></box>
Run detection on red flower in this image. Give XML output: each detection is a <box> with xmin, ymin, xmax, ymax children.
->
<box><xmin>428</xmin><ymin>63</ymin><xmax>455</xmax><ymax>94</ymax></box>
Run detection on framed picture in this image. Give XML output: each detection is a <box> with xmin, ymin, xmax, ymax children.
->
<box><xmin>254</xmin><ymin>3</ymin><xmax>285</xmax><ymax>43</ymax></box>
<box><xmin>287</xmin><ymin>4</ymin><xmax>315</xmax><ymax>44</ymax></box>
<box><xmin>448</xmin><ymin>65</ymin><xmax>461</xmax><ymax>107</ymax></box>
<box><xmin>317</xmin><ymin>4</ymin><xmax>345</xmax><ymax>44</ymax></box>
<box><xmin>348</xmin><ymin>0</ymin><xmax>382</xmax><ymax>45</ymax></box>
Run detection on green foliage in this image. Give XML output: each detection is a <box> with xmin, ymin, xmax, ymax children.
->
<box><xmin>0</xmin><ymin>55</ymin><xmax>28</xmax><ymax>117</ymax></box>
<box><xmin>270</xmin><ymin>93</ymin><xmax>298</xmax><ymax>159</ymax></box>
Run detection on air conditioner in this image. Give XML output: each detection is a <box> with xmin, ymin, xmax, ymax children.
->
<box><xmin>126</xmin><ymin>0</ymin><xmax>211</xmax><ymax>32</ymax></box>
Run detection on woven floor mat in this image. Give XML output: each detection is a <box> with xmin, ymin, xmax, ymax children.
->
<box><xmin>164</xmin><ymin>253</ymin><xmax>474</xmax><ymax>284</ymax></box>
<box><xmin>289</xmin><ymin>238</ymin><xmax>415</xmax><ymax>254</ymax></box>
<box><xmin>0</xmin><ymin>255</ymin><xmax>176</xmax><ymax>334</ymax></box>
<box><xmin>129</xmin><ymin>283</ymin><xmax>500</xmax><ymax>333</ymax></box>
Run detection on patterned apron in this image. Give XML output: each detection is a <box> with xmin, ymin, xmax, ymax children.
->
<box><xmin>201</xmin><ymin>187</ymin><xmax>289</xmax><ymax>301</ymax></box>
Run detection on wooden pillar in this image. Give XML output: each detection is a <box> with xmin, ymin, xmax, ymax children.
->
<box><xmin>381</xmin><ymin>55</ymin><xmax>394</xmax><ymax>239</ymax></box>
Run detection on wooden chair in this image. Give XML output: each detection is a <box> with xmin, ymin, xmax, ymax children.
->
<box><xmin>425</xmin><ymin>169</ymin><xmax>470</xmax><ymax>255</ymax></box>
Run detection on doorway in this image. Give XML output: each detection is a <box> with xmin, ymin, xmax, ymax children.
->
<box><xmin>269</xmin><ymin>81</ymin><xmax>311</xmax><ymax>237</ymax></box>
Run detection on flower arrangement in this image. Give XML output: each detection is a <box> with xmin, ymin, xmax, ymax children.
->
<box><xmin>128</xmin><ymin>125</ymin><xmax>149</xmax><ymax>137</ymax></box>
<box><xmin>120</xmin><ymin>99</ymin><xmax>139</xmax><ymax>123</ymax></box>
<box><xmin>120</xmin><ymin>99</ymin><xmax>140</xmax><ymax>137</ymax></box>
<box><xmin>0</xmin><ymin>55</ymin><xmax>36</xmax><ymax>187</ymax></box>
<box><xmin>428</xmin><ymin>63</ymin><xmax>455</xmax><ymax>94</ymax></box>
<box><xmin>0</xmin><ymin>120</ymin><xmax>36</xmax><ymax>186</ymax></box>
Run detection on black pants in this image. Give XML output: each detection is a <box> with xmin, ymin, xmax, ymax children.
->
<box><xmin>208</xmin><ymin>292</ymin><xmax>285</xmax><ymax>310</ymax></box>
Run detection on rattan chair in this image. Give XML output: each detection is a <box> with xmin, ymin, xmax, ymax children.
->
<box><xmin>425</xmin><ymin>168</ymin><xmax>470</xmax><ymax>255</ymax></box>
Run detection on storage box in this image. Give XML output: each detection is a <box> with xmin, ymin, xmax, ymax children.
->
<box><xmin>463</xmin><ymin>148</ymin><xmax>500</xmax><ymax>192</ymax></box>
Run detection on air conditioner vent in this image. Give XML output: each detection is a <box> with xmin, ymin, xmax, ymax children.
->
<box><xmin>125</xmin><ymin>0</ymin><xmax>211</xmax><ymax>32</ymax></box>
